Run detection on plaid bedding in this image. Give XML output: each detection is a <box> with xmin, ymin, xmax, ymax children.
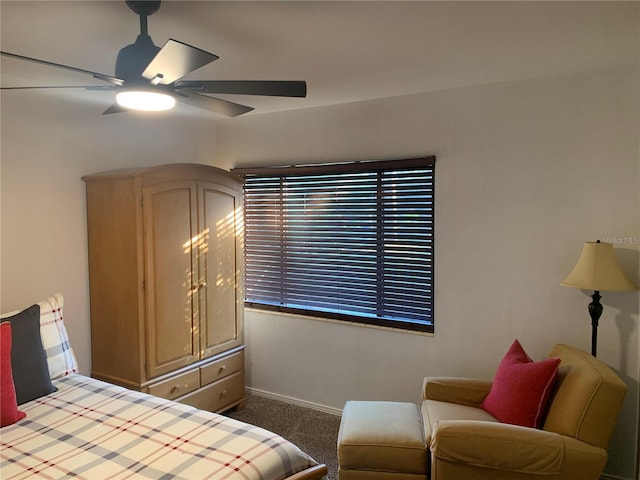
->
<box><xmin>0</xmin><ymin>374</ymin><xmax>319</xmax><ymax>479</ymax></box>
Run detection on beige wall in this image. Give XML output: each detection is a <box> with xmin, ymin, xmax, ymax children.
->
<box><xmin>215</xmin><ymin>67</ymin><xmax>640</xmax><ymax>479</ymax></box>
<box><xmin>0</xmin><ymin>93</ymin><xmax>222</xmax><ymax>372</ymax></box>
<box><xmin>1</xmin><ymin>67</ymin><xmax>638</xmax><ymax>478</ymax></box>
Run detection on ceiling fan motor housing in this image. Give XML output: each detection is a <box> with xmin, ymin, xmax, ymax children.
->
<box><xmin>126</xmin><ymin>1</ymin><xmax>161</xmax><ymax>17</ymax></box>
<box><xmin>115</xmin><ymin>34</ymin><xmax>160</xmax><ymax>84</ymax></box>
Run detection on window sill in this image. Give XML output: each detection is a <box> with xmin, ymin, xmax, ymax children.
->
<box><xmin>244</xmin><ymin>306</ymin><xmax>435</xmax><ymax>337</ymax></box>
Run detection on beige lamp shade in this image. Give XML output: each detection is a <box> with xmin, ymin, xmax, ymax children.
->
<box><xmin>561</xmin><ymin>241</ymin><xmax>638</xmax><ymax>292</ymax></box>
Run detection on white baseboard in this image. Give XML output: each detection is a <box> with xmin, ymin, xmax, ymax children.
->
<box><xmin>246</xmin><ymin>387</ymin><xmax>343</xmax><ymax>417</ymax></box>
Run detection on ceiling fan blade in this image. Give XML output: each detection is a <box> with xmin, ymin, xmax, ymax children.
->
<box><xmin>175</xmin><ymin>80</ymin><xmax>307</xmax><ymax>98</ymax></box>
<box><xmin>142</xmin><ymin>39</ymin><xmax>218</xmax><ymax>85</ymax></box>
<box><xmin>0</xmin><ymin>85</ymin><xmax>113</xmax><ymax>90</ymax></box>
<box><xmin>176</xmin><ymin>93</ymin><xmax>253</xmax><ymax>117</ymax></box>
<box><xmin>85</xmin><ymin>86</ymin><xmax>117</xmax><ymax>91</ymax></box>
<box><xmin>1</xmin><ymin>51</ymin><xmax>123</xmax><ymax>86</ymax></box>
<box><xmin>102</xmin><ymin>103</ymin><xmax>129</xmax><ymax>115</ymax></box>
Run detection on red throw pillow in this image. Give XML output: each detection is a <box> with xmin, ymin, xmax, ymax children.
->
<box><xmin>1</xmin><ymin>322</ymin><xmax>27</xmax><ymax>427</ymax></box>
<box><xmin>481</xmin><ymin>339</ymin><xmax>560</xmax><ymax>428</ymax></box>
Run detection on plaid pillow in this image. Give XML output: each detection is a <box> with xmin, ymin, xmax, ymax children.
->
<box><xmin>1</xmin><ymin>293</ymin><xmax>78</xmax><ymax>379</ymax></box>
<box><xmin>38</xmin><ymin>293</ymin><xmax>78</xmax><ymax>379</ymax></box>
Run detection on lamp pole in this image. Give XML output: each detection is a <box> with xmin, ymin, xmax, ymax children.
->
<box><xmin>588</xmin><ymin>291</ymin><xmax>603</xmax><ymax>357</ymax></box>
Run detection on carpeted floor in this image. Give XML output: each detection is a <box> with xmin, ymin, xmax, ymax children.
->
<box><xmin>226</xmin><ymin>394</ymin><xmax>341</xmax><ymax>480</ymax></box>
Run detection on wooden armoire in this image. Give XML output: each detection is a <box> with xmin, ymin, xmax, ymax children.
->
<box><xmin>82</xmin><ymin>163</ymin><xmax>245</xmax><ymax>413</ymax></box>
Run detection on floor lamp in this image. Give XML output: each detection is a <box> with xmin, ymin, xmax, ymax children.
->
<box><xmin>561</xmin><ymin>241</ymin><xmax>638</xmax><ymax>357</ymax></box>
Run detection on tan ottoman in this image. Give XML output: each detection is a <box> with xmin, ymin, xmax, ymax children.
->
<box><xmin>338</xmin><ymin>400</ymin><xmax>428</xmax><ymax>480</ymax></box>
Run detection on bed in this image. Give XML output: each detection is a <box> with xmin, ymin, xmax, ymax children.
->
<box><xmin>0</xmin><ymin>294</ymin><xmax>328</xmax><ymax>480</ymax></box>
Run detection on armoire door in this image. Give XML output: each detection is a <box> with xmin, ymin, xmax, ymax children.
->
<box><xmin>198</xmin><ymin>182</ymin><xmax>243</xmax><ymax>359</ymax></box>
<box><xmin>143</xmin><ymin>181</ymin><xmax>200</xmax><ymax>378</ymax></box>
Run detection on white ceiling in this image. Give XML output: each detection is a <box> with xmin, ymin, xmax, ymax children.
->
<box><xmin>1</xmin><ymin>1</ymin><xmax>638</xmax><ymax>117</ymax></box>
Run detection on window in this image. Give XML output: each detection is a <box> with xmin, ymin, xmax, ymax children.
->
<box><xmin>233</xmin><ymin>157</ymin><xmax>435</xmax><ymax>333</ymax></box>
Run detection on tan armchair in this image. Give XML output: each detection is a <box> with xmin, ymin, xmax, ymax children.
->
<box><xmin>422</xmin><ymin>344</ymin><xmax>627</xmax><ymax>480</ymax></box>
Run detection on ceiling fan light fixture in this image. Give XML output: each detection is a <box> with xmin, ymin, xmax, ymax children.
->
<box><xmin>116</xmin><ymin>89</ymin><xmax>175</xmax><ymax>111</ymax></box>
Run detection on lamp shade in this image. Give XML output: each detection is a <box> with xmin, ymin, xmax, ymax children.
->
<box><xmin>561</xmin><ymin>241</ymin><xmax>638</xmax><ymax>291</ymax></box>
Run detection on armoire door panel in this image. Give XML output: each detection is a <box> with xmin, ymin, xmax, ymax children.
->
<box><xmin>144</xmin><ymin>182</ymin><xmax>200</xmax><ymax>377</ymax></box>
<box><xmin>199</xmin><ymin>184</ymin><xmax>241</xmax><ymax>358</ymax></box>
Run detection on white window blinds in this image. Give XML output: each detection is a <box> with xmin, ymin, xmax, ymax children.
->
<box><xmin>234</xmin><ymin>157</ymin><xmax>435</xmax><ymax>333</ymax></box>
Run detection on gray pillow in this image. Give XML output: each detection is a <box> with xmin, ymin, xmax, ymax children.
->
<box><xmin>4</xmin><ymin>304</ymin><xmax>57</xmax><ymax>404</ymax></box>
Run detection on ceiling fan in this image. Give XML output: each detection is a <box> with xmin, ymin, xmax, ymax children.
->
<box><xmin>0</xmin><ymin>0</ymin><xmax>307</xmax><ymax>117</ymax></box>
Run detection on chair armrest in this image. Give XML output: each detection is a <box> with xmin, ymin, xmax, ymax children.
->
<box><xmin>430</xmin><ymin>420</ymin><xmax>564</xmax><ymax>475</ymax></box>
<box><xmin>422</xmin><ymin>377</ymin><xmax>492</xmax><ymax>407</ymax></box>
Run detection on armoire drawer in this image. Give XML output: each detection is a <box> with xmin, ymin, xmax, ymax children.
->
<box><xmin>200</xmin><ymin>350</ymin><xmax>244</xmax><ymax>387</ymax></box>
<box><xmin>178</xmin><ymin>371</ymin><xmax>244</xmax><ymax>413</ymax></box>
<box><xmin>147</xmin><ymin>369</ymin><xmax>200</xmax><ymax>400</ymax></box>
